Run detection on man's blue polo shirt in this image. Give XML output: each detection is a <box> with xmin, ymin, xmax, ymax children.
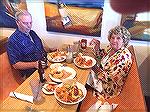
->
<box><xmin>7</xmin><ymin>29</ymin><xmax>46</xmax><ymax>77</ymax></box>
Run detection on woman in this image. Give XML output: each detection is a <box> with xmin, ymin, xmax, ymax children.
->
<box><xmin>87</xmin><ymin>26</ymin><xmax>132</xmax><ymax>99</ymax></box>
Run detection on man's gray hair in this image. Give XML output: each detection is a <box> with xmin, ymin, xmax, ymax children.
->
<box><xmin>15</xmin><ymin>10</ymin><xmax>31</xmax><ymax>21</ymax></box>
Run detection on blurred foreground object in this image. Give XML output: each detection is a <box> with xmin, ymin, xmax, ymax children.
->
<box><xmin>110</xmin><ymin>0</ymin><xmax>150</xmax><ymax>14</ymax></box>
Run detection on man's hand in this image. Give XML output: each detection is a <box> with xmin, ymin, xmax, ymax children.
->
<box><xmin>48</xmin><ymin>47</ymin><xmax>57</xmax><ymax>52</ymax></box>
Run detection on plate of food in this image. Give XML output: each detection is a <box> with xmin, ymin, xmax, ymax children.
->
<box><xmin>49</xmin><ymin>66</ymin><xmax>76</xmax><ymax>83</ymax></box>
<box><xmin>54</xmin><ymin>79</ymin><xmax>87</xmax><ymax>105</ymax></box>
<box><xmin>42</xmin><ymin>82</ymin><xmax>58</xmax><ymax>95</ymax></box>
<box><xmin>74</xmin><ymin>54</ymin><xmax>96</xmax><ymax>69</ymax></box>
<box><xmin>47</xmin><ymin>51</ymin><xmax>66</xmax><ymax>62</ymax></box>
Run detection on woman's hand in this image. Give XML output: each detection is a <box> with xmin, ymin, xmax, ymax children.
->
<box><xmin>92</xmin><ymin>64</ymin><xmax>102</xmax><ymax>74</ymax></box>
<box><xmin>89</xmin><ymin>38</ymin><xmax>100</xmax><ymax>51</ymax></box>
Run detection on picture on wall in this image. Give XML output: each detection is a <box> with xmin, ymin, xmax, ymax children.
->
<box><xmin>0</xmin><ymin>0</ymin><xmax>27</xmax><ymax>28</ymax></box>
<box><xmin>44</xmin><ymin>0</ymin><xmax>104</xmax><ymax>37</ymax></box>
<box><xmin>121</xmin><ymin>12</ymin><xmax>150</xmax><ymax>41</ymax></box>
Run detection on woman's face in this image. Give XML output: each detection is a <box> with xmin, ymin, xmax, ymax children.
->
<box><xmin>109</xmin><ymin>33</ymin><xmax>124</xmax><ymax>51</ymax></box>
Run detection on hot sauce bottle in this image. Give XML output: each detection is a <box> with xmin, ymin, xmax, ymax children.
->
<box><xmin>81</xmin><ymin>39</ymin><xmax>87</xmax><ymax>49</ymax></box>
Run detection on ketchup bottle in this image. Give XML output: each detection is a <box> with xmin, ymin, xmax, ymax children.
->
<box><xmin>81</xmin><ymin>39</ymin><xmax>87</xmax><ymax>49</ymax></box>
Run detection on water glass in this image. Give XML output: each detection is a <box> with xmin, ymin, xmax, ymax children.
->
<box><xmin>30</xmin><ymin>79</ymin><xmax>45</xmax><ymax>105</ymax></box>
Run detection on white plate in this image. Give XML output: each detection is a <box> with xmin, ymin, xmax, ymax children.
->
<box><xmin>50</xmin><ymin>63</ymin><xmax>63</xmax><ymax>69</ymax></box>
<box><xmin>42</xmin><ymin>82</ymin><xmax>58</xmax><ymax>95</ymax></box>
<box><xmin>74</xmin><ymin>56</ymin><xmax>96</xmax><ymax>69</ymax></box>
<box><xmin>48</xmin><ymin>52</ymin><xmax>66</xmax><ymax>63</ymax></box>
<box><xmin>49</xmin><ymin>66</ymin><xmax>76</xmax><ymax>83</ymax></box>
<box><xmin>54</xmin><ymin>82</ymin><xmax>87</xmax><ymax>105</ymax></box>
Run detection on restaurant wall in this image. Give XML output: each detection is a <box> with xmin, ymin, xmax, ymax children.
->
<box><xmin>1</xmin><ymin>0</ymin><xmax>150</xmax><ymax>96</ymax></box>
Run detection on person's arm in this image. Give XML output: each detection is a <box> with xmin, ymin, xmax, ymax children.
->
<box><xmin>12</xmin><ymin>61</ymin><xmax>38</xmax><ymax>70</ymax></box>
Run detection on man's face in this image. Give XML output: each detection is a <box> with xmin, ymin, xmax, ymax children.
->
<box><xmin>17</xmin><ymin>15</ymin><xmax>32</xmax><ymax>34</ymax></box>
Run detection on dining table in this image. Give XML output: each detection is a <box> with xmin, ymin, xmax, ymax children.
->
<box><xmin>1</xmin><ymin>46</ymin><xmax>147</xmax><ymax>112</ymax></box>
<box><xmin>0</xmin><ymin>48</ymin><xmax>94</xmax><ymax>112</ymax></box>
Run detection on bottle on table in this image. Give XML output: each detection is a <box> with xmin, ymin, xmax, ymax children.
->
<box><xmin>81</xmin><ymin>39</ymin><xmax>87</xmax><ymax>50</ymax></box>
<box><xmin>41</xmin><ymin>52</ymin><xmax>48</xmax><ymax>69</ymax></box>
<box><xmin>66</xmin><ymin>45</ymin><xmax>73</xmax><ymax>63</ymax></box>
<box><xmin>38</xmin><ymin>60</ymin><xmax>46</xmax><ymax>83</ymax></box>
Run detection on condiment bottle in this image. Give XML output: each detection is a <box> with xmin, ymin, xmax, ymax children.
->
<box><xmin>38</xmin><ymin>60</ymin><xmax>46</xmax><ymax>83</ymax></box>
<box><xmin>73</xmin><ymin>41</ymin><xmax>80</xmax><ymax>57</ymax></box>
<box><xmin>81</xmin><ymin>39</ymin><xmax>87</xmax><ymax>49</ymax></box>
<box><xmin>66</xmin><ymin>45</ymin><xmax>73</xmax><ymax>63</ymax></box>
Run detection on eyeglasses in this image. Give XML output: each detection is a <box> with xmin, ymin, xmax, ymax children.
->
<box><xmin>19</xmin><ymin>20</ymin><xmax>32</xmax><ymax>25</ymax></box>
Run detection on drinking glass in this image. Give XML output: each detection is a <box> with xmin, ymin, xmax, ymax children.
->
<box><xmin>30</xmin><ymin>79</ymin><xmax>45</xmax><ymax>105</ymax></box>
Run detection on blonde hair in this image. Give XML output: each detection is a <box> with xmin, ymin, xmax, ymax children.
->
<box><xmin>108</xmin><ymin>26</ymin><xmax>131</xmax><ymax>47</ymax></box>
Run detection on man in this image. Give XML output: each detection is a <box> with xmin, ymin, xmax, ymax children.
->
<box><xmin>7</xmin><ymin>10</ymin><xmax>48</xmax><ymax>79</ymax></box>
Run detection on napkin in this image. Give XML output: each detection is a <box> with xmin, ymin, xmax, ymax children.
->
<box><xmin>87</xmin><ymin>101</ymin><xmax>118</xmax><ymax>112</ymax></box>
<box><xmin>86</xmin><ymin>70</ymin><xmax>102</xmax><ymax>93</ymax></box>
<box><xmin>9</xmin><ymin>92</ymin><xmax>33</xmax><ymax>103</ymax></box>
<box><xmin>97</xmin><ymin>102</ymin><xmax>118</xmax><ymax>112</ymax></box>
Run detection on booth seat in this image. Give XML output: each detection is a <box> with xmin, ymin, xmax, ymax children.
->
<box><xmin>0</xmin><ymin>41</ymin><xmax>24</xmax><ymax>102</ymax></box>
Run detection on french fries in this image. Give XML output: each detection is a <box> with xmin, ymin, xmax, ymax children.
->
<box><xmin>55</xmin><ymin>84</ymin><xmax>83</xmax><ymax>103</ymax></box>
<box><xmin>75</xmin><ymin>54</ymin><xmax>93</xmax><ymax>67</ymax></box>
